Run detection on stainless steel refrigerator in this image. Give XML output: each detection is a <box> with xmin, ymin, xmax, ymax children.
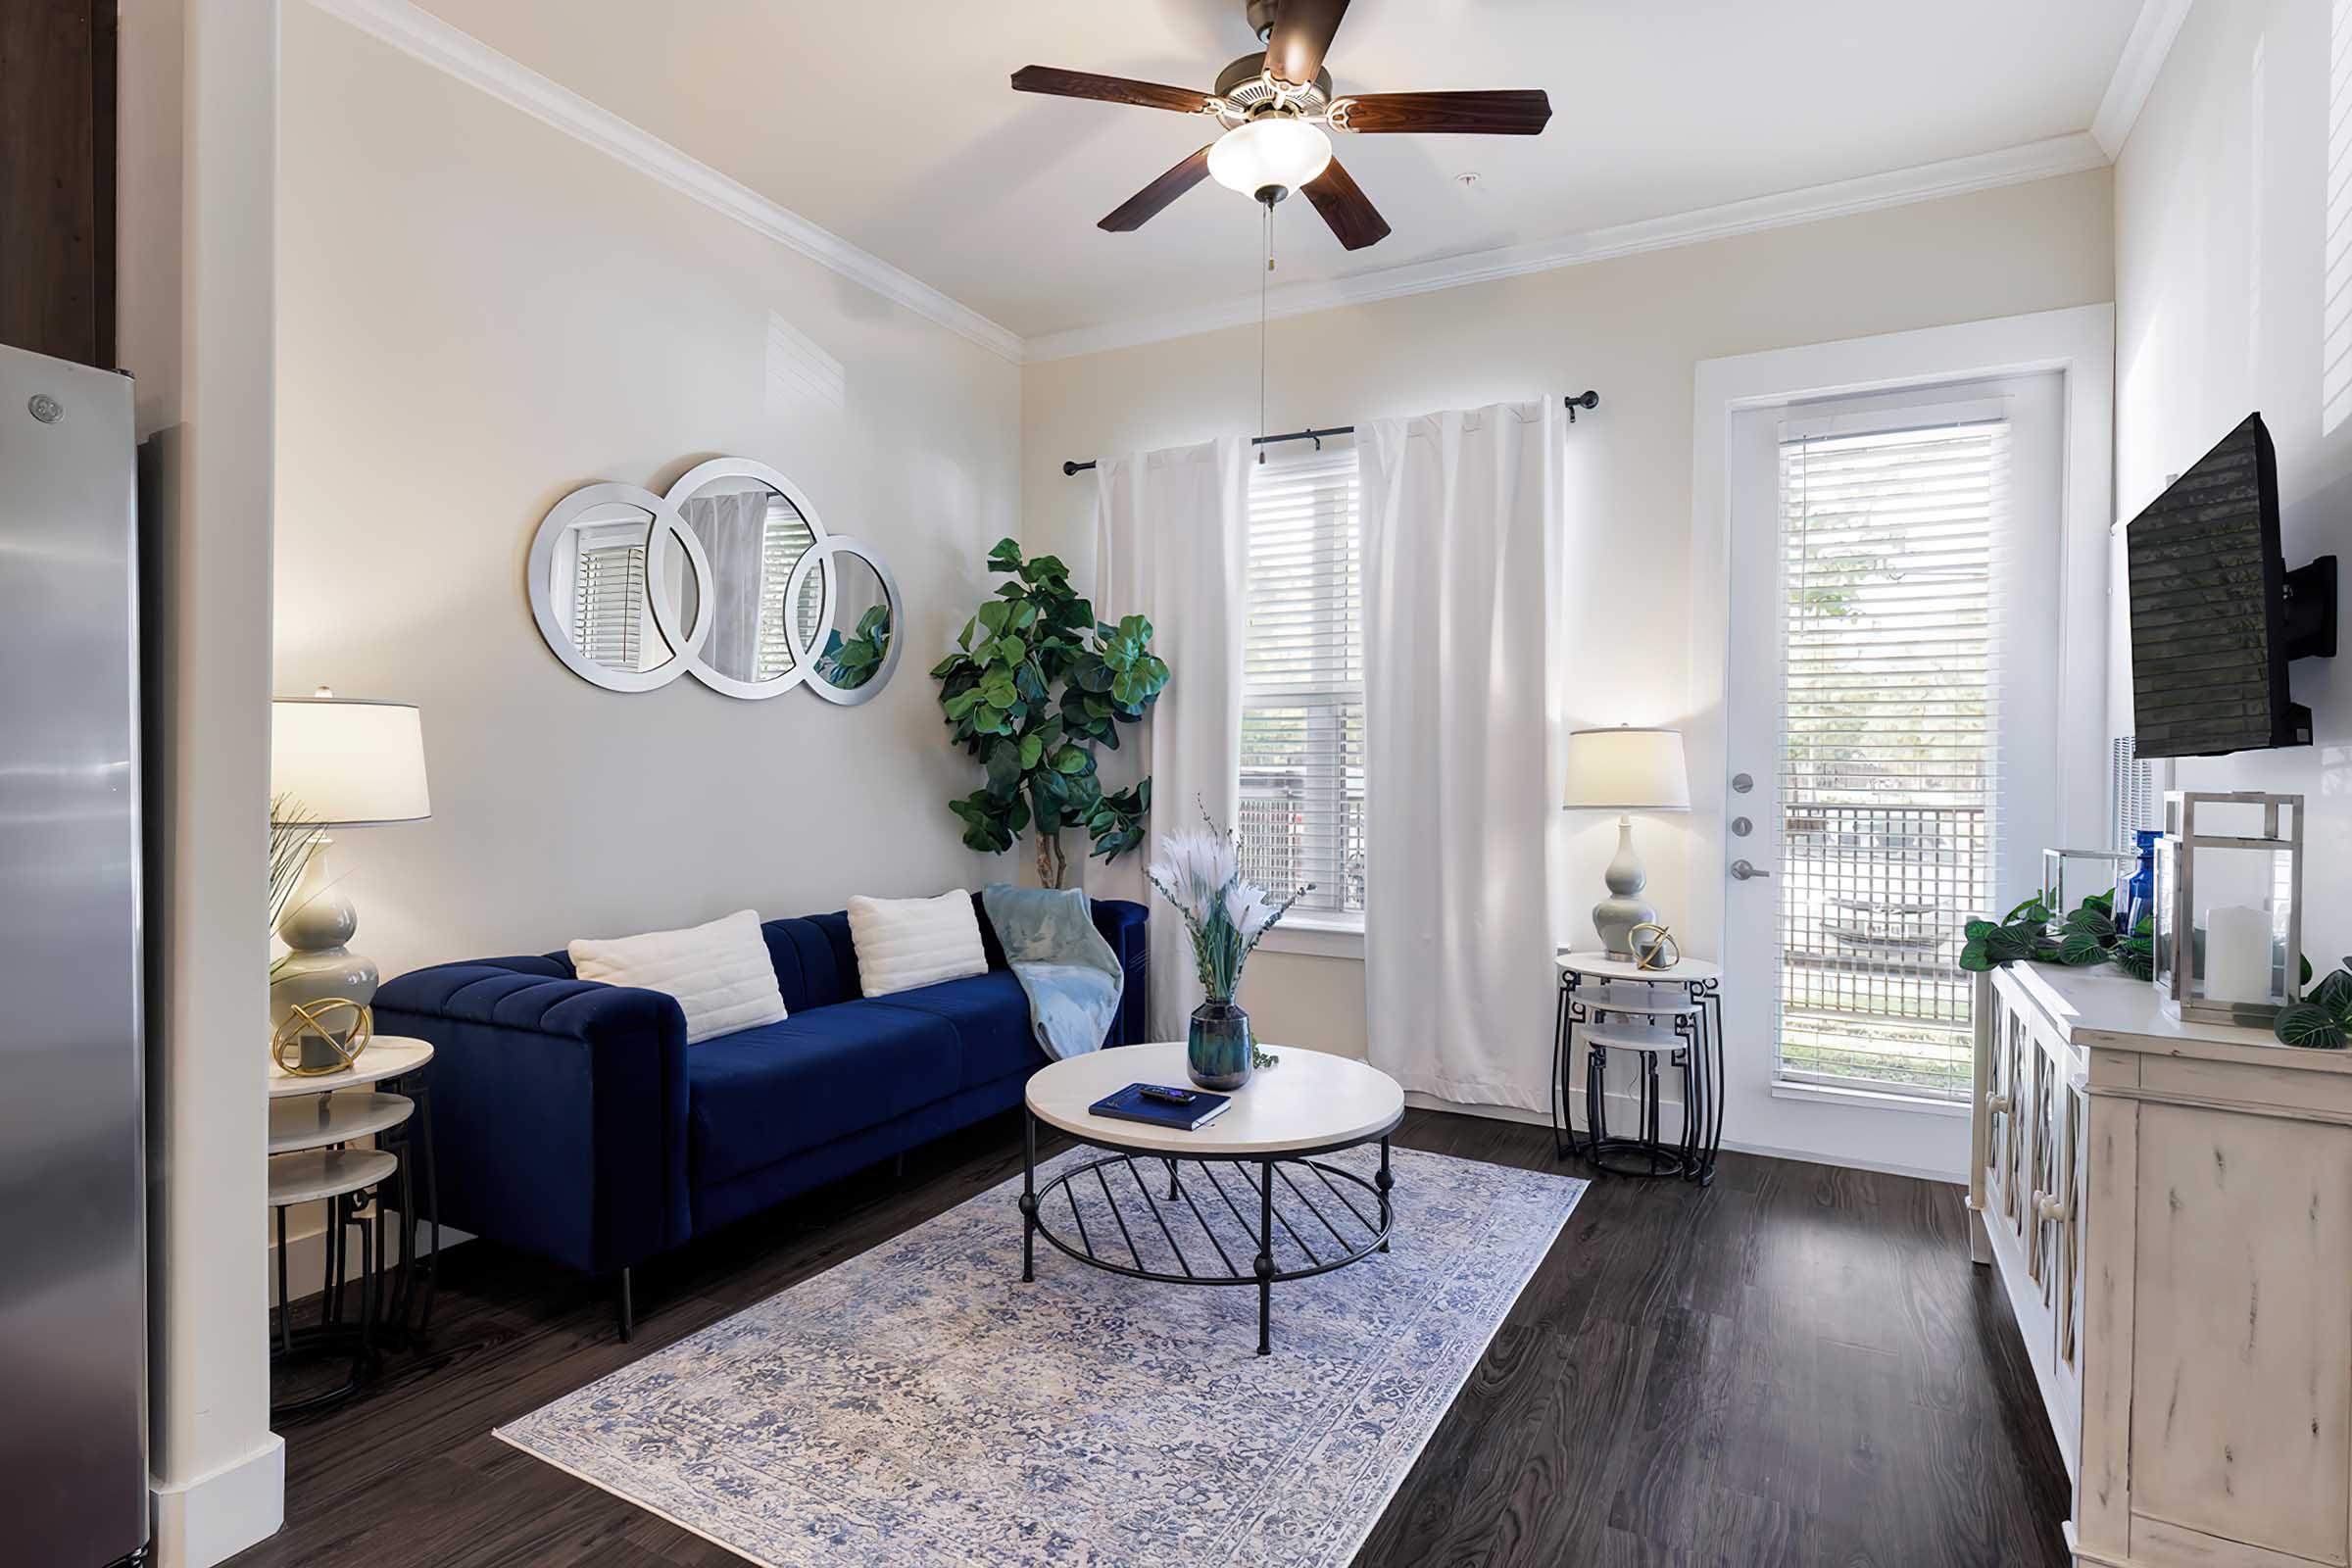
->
<box><xmin>0</xmin><ymin>343</ymin><xmax>150</xmax><ymax>1566</ymax></box>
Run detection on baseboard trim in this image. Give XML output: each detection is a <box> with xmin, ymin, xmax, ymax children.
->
<box><xmin>150</xmin><ymin>1432</ymin><xmax>284</xmax><ymax>1568</ymax></box>
<box><xmin>1405</xmin><ymin>1090</ymin><xmax>1965</xmax><ymax>1185</ymax></box>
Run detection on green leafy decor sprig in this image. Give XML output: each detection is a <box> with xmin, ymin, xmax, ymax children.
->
<box><xmin>930</xmin><ymin>538</ymin><xmax>1170</xmax><ymax>888</ymax></box>
<box><xmin>1960</xmin><ymin>890</ymin><xmax>2154</xmax><ymax>980</ymax></box>
<box><xmin>2278</xmin><ymin>959</ymin><xmax>2352</xmax><ymax>1050</ymax></box>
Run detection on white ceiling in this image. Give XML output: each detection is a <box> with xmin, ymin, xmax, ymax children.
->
<box><xmin>411</xmin><ymin>0</ymin><xmax>2146</xmax><ymax>347</ymax></box>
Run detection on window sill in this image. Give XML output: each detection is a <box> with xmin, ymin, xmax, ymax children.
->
<box><xmin>1769</xmin><ymin>1080</ymin><xmax>1972</xmax><ymax>1118</ymax></box>
<box><xmin>1258</xmin><ymin>916</ymin><xmax>1365</xmax><ymax>959</ymax></box>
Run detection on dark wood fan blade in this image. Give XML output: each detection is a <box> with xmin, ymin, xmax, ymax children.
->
<box><xmin>1263</xmin><ymin>0</ymin><xmax>1349</xmax><ymax>87</ymax></box>
<box><xmin>1301</xmin><ymin>157</ymin><xmax>1390</xmax><ymax>250</ymax></box>
<box><xmin>1011</xmin><ymin>66</ymin><xmax>1212</xmax><ymax>116</ymax></box>
<box><xmin>1337</xmin><ymin>89</ymin><xmax>1553</xmax><ymax>134</ymax></box>
<box><xmin>1099</xmin><ymin>146</ymin><xmax>1215</xmax><ymax>232</ymax></box>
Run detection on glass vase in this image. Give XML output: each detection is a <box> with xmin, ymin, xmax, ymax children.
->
<box><xmin>1187</xmin><ymin>999</ymin><xmax>1253</xmax><ymax>1091</ymax></box>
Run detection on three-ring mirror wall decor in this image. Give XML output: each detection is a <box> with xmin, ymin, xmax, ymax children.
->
<box><xmin>528</xmin><ymin>458</ymin><xmax>902</xmax><ymax>706</ymax></box>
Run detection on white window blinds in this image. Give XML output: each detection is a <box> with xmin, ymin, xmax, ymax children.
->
<box><xmin>755</xmin><ymin>496</ymin><xmax>821</xmax><ymax>681</ymax></box>
<box><xmin>1241</xmin><ymin>442</ymin><xmax>1365</xmax><ymax>918</ymax></box>
<box><xmin>574</xmin><ymin>540</ymin><xmax>645</xmax><ymax>670</ymax></box>
<box><xmin>1774</xmin><ymin>409</ymin><xmax>2009</xmax><ymax>1101</ymax></box>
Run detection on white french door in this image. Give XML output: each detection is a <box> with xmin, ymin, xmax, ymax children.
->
<box><xmin>1723</xmin><ymin>374</ymin><xmax>2062</xmax><ymax>1105</ymax></box>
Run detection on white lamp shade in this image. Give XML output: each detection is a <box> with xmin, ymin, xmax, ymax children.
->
<box><xmin>270</xmin><ymin>696</ymin><xmax>431</xmax><ymax>826</ymax></box>
<box><xmin>1207</xmin><ymin>117</ymin><xmax>1333</xmax><ymax>196</ymax></box>
<box><xmin>1562</xmin><ymin>725</ymin><xmax>1690</xmax><ymax>811</ymax></box>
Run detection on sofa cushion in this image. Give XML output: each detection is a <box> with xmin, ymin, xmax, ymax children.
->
<box><xmin>686</xmin><ymin>1002</ymin><xmax>958</xmax><ymax>1187</ymax></box>
<box><xmin>866</xmin><ymin>969</ymin><xmax>1047</xmax><ymax>1091</ymax></box>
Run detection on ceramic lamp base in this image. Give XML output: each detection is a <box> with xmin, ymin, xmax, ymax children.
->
<box><xmin>1592</xmin><ymin>814</ymin><xmax>1657</xmax><ymax>960</ymax></box>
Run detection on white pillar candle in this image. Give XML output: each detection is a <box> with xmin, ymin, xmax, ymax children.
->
<box><xmin>2202</xmin><ymin>904</ymin><xmax>2273</xmax><ymax>1004</ymax></box>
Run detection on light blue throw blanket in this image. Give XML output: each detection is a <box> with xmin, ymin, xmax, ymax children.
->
<box><xmin>982</xmin><ymin>883</ymin><xmax>1124</xmax><ymax>1061</ymax></box>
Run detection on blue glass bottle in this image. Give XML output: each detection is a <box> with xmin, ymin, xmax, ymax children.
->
<box><xmin>2122</xmin><ymin>828</ymin><xmax>2161</xmax><ymax>934</ymax></box>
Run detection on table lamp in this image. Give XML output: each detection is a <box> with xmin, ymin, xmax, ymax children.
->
<box><xmin>1562</xmin><ymin>725</ymin><xmax>1690</xmax><ymax>960</ymax></box>
<box><xmin>270</xmin><ymin>689</ymin><xmax>430</xmax><ymax>1062</ymax></box>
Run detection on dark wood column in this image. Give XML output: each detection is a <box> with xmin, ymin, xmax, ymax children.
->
<box><xmin>0</xmin><ymin>1</ymin><xmax>116</xmax><ymax>368</ymax></box>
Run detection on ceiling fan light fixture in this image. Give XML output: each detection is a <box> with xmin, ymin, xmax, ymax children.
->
<box><xmin>1207</xmin><ymin>116</ymin><xmax>1332</xmax><ymax>200</ymax></box>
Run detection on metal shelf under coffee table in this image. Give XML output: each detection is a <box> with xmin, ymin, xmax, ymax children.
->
<box><xmin>1020</xmin><ymin>1043</ymin><xmax>1405</xmax><ymax>1356</ymax></box>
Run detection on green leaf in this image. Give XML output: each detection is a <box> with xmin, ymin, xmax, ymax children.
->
<box><xmin>2276</xmin><ymin>1002</ymin><xmax>2351</xmax><ymax>1051</ymax></box>
<box><xmin>942</xmin><ymin>689</ymin><xmax>982</xmax><ymax>720</ymax></box>
<box><xmin>1052</xmin><ymin>745</ymin><xmax>1090</xmax><ymax>775</ymax></box>
<box><xmin>985</xmin><ymin>739</ymin><xmax>1022</xmax><ymax>798</ymax></box>
<box><xmin>2057</xmin><ymin>929</ymin><xmax>2109</xmax><ymax>966</ymax></box>
<box><xmin>986</xmin><ymin>537</ymin><xmax>1023</xmax><ymax>571</ymax></box>
<box><xmin>2311</xmin><ymin>969</ymin><xmax>2352</xmax><ymax>1014</ymax></box>
<box><xmin>1018</xmin><ymin>733</ymin><xmax>1044</xmax><ymax>770</ymax></box>
<box><xmin>1959</xmin><ymin>939</ymin><xmax>1992</xmax><ymax>972</ymax></box>
<box><xmin>976</xmin><ymin>600</ymin><xmax>1010</xmax><ymax>637</ymax></box>
<box><xmin>1964</xmin><ymin>918</ymin><xmax>1996</xmax><ymax>943</ymax></box>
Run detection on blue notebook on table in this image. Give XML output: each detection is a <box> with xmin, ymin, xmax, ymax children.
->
<box><xmin>1089</xmin><ymin>1082</ymin><xmax>1234</xmax><ymax>1132</ymax></box>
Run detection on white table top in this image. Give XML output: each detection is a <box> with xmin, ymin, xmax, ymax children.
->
<box><xmin>268</xmin><ymin>1091</ymin><xmax>415</xmax><ymax>1155</ymax></box>
<box><xmin>1026</xmin><ymin>1043</ymin><xmax>1404</xmax><ymax>1156</ymax></box>
<box><xmin>1557</xmin><ymin>950</ymin><xmax>1722</xmax><ymax>985</ymax></box>
<box><xmin>268</xmin><ymin>1147</ymin><xmax>399</xmax><ymax>1206</ymax></box>
<box><xmin>267</xmin><ymin>1036</ymin><xmax>433</xmax><ymax>1100</ymax></box>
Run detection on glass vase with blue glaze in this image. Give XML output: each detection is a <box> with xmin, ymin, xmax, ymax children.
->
<box><xmin>1188</xmin><ymin>1000</ymin><xmax>1255</xmax><ymax>1091</ymax></box>
<box><xmin>1146</xmin><ymin>808</ymin><xmax>1315</xmax><ymax>1093</ymax></box>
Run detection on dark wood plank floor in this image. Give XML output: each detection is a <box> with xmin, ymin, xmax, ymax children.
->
<box><xmin>230</xmin><ymin>1109</ymin><xmax>2072</xmax><ymax>1568</ymax></box>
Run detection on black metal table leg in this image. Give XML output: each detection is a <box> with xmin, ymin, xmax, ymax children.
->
<box><xmin>1376</xmin><ymin>1137</ymin><xmax>1393</xmax><ymax>1252</ymax></box>
<box><xmin>274</xmin><ymin>1206</ymin><xmax>292</xmax><ymax>1354</ymax></box>
<box><xmin>1019</xmin><ymin>1109</ymin><xmax>1038</xmax><ymax>1284</ymax></box>
<box><xmin>1255</xmin><ymin>1158</ymin><xmax>1275</xmax><ymax>1356</ymax></box>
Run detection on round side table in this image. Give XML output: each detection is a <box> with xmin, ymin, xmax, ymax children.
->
<box><xmin>269</xmin><ymin>1035</ymin><xmax>441</xmax><ymax>1344</ymax></box>
<box><xmin>1551</xmin><ymin>953</ymin><xmax>1725</xmax><ymax>1185</ymax></box>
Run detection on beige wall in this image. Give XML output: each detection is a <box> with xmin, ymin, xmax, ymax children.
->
<box><xmin>1022</xmin><ymin>171</ymin><xmax>2115</xmax><ymax>1072</ymax></box>
<box><xmin>2116</xmin><ymin>2</ymin><xmax>2352</xmax><ymax>966</ymax></box>
<box><xmin>276</xmin><ymin>3</ymin><xmax>1023</xmax><ymax>981</ymax></box>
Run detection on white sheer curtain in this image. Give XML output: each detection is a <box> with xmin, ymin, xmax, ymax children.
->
<box><xmin>1362</xmin><ymin>401</ymin><xmax>1564</xmax><ymax>1111</ymax></box>
<box><xmin>1090</xmin><ymin>438</ymin><xmax>1250</xmax><ymax>1038</ymax></box>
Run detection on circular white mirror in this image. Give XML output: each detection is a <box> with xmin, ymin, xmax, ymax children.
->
<box><xmin>660</xmin><ymin>458</ymin><xmax>832</xmax><ymax>701</ymax></box>
<box><xmin>783</xmin><ymin>536</ymin><xmax>902</xmax><ymax>707</ymax></box>
<box><xmin>526</xmin><ymin>483</ymin><xmax>709</xmax><ymax>693</ymax></box>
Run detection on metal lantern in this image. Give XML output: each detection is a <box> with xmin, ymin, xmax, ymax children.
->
<box><xmin>2152</xmin><ymin>790</ymin><xmax>2304</xmax><ymax>1027</ymax></box>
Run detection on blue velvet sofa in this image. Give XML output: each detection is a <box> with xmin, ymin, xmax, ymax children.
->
<box><xmin>374</xmin><ymin>893</ymin><xmax>1147</xmax><ymax>1335</ymax></box>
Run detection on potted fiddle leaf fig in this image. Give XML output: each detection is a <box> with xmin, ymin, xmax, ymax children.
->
<box><xmin>930</xmin><ymin>538</ymin><xmax>1169</xmax><ymax>888</ymax></box>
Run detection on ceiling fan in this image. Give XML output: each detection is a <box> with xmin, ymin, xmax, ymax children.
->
<box><xmin>1011</xmin><ymin>0</ymin><xmax>1552</xmax><ymax>251</ymax></box>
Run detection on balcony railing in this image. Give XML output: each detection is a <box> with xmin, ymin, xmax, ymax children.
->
<box><xmin>1776</xmin><ymin>799</ymin><xmax>1987</xmax><ymax>1100</ymax></box>
<box><xmin>1239</xmin><ymin>773</ymin><xmax>1364</xmax><ymax>913</ymax></box>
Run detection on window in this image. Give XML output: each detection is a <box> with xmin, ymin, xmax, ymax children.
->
<box><xmin>1240</xmin><ymin>441</ymin><xmax>1364</xmax><ymax>920</ymax></box>
<box><xmin>1772</xmin><ymin>406</ymin><xmax>2010</xmax><ymax>1099</ymax></box>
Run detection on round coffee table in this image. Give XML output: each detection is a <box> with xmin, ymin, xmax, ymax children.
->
<box><xmin>1021</xmin><ymin>1043</ymin><xmax>1404</xmax><ymax>1355</ymax></box>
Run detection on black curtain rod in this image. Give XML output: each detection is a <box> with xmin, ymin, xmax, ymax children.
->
<box><xmin>1060</xmin><ymin>390</ymin><xmax>1600</xmax><ymax>475</ymax></box>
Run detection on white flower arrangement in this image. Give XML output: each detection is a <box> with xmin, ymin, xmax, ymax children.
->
<box><xmin>1144</xmin><ymin>808</ymin><xmax>1312</xmax><ymax>1005</ymax></box>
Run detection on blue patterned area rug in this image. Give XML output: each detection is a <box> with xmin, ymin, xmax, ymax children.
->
<box><xmin>496</xmin><ymin>1145</ymin><xmax>1586</xmax><ymax>1568</ymax></box>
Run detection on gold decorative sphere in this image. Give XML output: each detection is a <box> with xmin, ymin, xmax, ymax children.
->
<box><xmin>1629</xmin><ymin>922</ymin><xmax>1681</xmax><ymax>971</ymax></box>
<box><xmin>271</xmin><ymin>999</ymin><xmax>374</xmax><ymax>1076</ymax></box>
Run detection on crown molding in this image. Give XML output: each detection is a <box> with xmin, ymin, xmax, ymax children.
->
<box><xmin>1021</xmin><ymin>131</ymin><xmax>2110</xmax><ymax>363</ymax></box>
<box><xmin>2091</xmin><ymin>0</ymin><xmax>2194</xmax><ymax>159</ymax></box>
<box><xmin>303</xmin><ymin>0</ymin><xmax>1025</xmax><ymax>364</ymax></box>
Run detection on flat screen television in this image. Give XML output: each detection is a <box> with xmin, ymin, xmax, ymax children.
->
<box><xmin>2124</xmin><ymin>413</ymin><xmax>2334</xmax><ymax>758</ymax></box>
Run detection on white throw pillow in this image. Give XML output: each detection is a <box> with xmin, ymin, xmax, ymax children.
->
<box><xmin>849</xmin><ymin>891</ymin><xmax>990</xmax><ymax>998</ymax></box>
<box><xmin>568</xmin><ymin>909</ymin><xmax>787</xmax><ymax>1046</ymax></box>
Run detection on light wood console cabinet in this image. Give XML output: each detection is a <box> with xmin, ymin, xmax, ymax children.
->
<box><xmin>1970</xmin><ymin>962</ymin><xmax>2352</xmax><ymax>1568</ymax></box>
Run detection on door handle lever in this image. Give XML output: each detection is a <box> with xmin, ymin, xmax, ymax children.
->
<box><xmin>1730</xmin><ymin>859</ymin><xmax>1771</xmax><ymax>881</ymax></box>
